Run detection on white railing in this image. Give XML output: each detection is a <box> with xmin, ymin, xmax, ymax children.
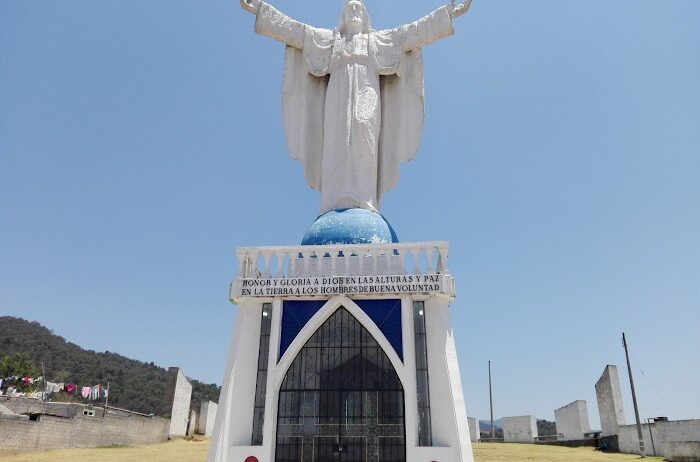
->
<box><xmin>234</xmin><ymin>242</ymin><xmax>450</xmax><ymax>279</ymax></box>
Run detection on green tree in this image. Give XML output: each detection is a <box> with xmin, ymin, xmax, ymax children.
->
<box><xmin>0</xmin><ymin>352</ymin><xmax>39</xmax><ymax>377</ymax></box>
<box><xmin>52</xmin><ymin>369</ymin><xmax>72</xmax><ymax>383</ymax></box>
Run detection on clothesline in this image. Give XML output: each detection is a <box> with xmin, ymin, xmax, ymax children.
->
<box><xmin>0</xmin><ymin>376</ymin><xmax>109</xmax><ymax>401</ymax></box>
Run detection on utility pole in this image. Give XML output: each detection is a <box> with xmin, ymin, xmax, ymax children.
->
<box><xmin>40</xmin><ymin>362</ymin><xmax>47</xmax><ymax>402</ymax></box>
<box><xmin>623</xmin><ymin>332</ymin><xmax>646</xmax><ymax>458</ymax></box>
<box><xmin>489</xmin><ymin>360</ymin><xmax>495</xmax><ymax>441</ymax></box>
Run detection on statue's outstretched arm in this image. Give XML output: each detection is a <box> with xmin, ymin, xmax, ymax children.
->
<box><xmin>240</xmin><ymin>0</ymin><xmax>261</xmax><ymax>14</ymax></box>
<box><xmin>448</xmin><ymin>0</ymin><xmax>473</xmax><ymax>19</ymax></box>
<box><xmin>242</xmin><ymin>0</ymin><xmax>305</xmax><ymax>49</ymax></box>
<box><xmin>402</xmin><ymin>0</ymin><xmax>472</xmax><ymax>51</ymax></box>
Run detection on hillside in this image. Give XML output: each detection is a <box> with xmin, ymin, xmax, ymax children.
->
<box><xmin>0</xmin><ymin>316</ymin><xmax>220</xmax><ymax>416</ymax></box>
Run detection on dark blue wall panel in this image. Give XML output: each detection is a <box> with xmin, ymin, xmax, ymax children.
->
<box><xmin>280</xmin><ymin>299</ymin><xmax>403</xmax><ymax>361</ymax></box>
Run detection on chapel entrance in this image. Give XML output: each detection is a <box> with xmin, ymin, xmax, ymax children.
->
<box><xmin>275</xmin><ymin>307</ymin><xmax>405</xmax><ymax>462</ymax></box>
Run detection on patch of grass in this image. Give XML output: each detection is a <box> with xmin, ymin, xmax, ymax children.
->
<box><xmin>0</xmin><ymin>439</ymin><xmax>209</xmax><ymax>462</ymax></box>
<box><xmin>473</xmin><ymin>443</ymin><xmax>662</xmax><ymax>462</ymax></box>
<box><xmin>0</xmin><ymin>440</ymin><xmax>663</xmax><ymax>462</ymax></box>
<box><xmin>97</xmin><ymin>444</ymin><xmax>128</xmax><ymax>450</ymax></box>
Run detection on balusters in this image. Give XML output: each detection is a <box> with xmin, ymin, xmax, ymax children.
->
<box><xmin>289</xmin><ymin>251</ymin><xmax>298</xmax><ymax>278</ymax></box>
<box><xmin>234</xmin><ymin>242</ymin><xmax>450</xmax><ymax>281</ymax></box>
<box><xmin>262</xmin><ymin>251</ymin><xmax>272</xmax><ymax>278</ymax></box>
<box><xmin>312</xmin><ymin>250</ymin><xmax>320</xmax><ymax>276</ymax></box>
<box><xmin>381</xmin><ymin>250</ymin><xmax>390</xmax><ymax>274</ymax></box>
<box><xmin>411</xmin><ymin>247</ymin><xmax>421</xmax><ymax>274</ymax></box>
<box><xmin>275</xmin><ymin>252</ymin><xmax>284</xmax><ymax>278</ymax></box>
<box><xmin>425</xmin><ymin>247</ymin><xmax>434</xmax><ymax>273</ymax></box>
<box><xmin>300</xmin><ymin>249</ymin><xmax>309</xmax><ymax>277</ymax></box>
<box><xmin>250</xmin><ymin>251</ymin><xmax>261</xmax><ymax>277</ymax></box>
<box><xmin>237</xmin><ymin>251</ymin><xmax>247</xmax><ymax>278</ymax></box>
<box><xmin>398</xmin><ymin>248</ymin><xmax>407</xmax><ymax>274</ymax></box>
<box><xmin>437</xmin><ymin>247</ymin><xmax>448</xmax><ymax>273</ymax></box>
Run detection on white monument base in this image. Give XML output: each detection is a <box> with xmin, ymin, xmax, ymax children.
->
<box><xmin>502</xmin><ymin>416</ymin><xmax>538</xmax><ymax>443</ymax></box>
<box><xmin>208</xmin><ymin>242</ymin><xmax>474</xmax><ymax>462</ymax></box>
<box><xmin>555</xmin><ymin>400</ymin><xmax>591</xmax><ymax>441</ymax></box>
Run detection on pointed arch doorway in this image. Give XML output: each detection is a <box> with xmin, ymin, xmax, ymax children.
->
<box><xmin>275</xmin><ymin>307</ymin><xmax>406</xmax><ymax>462</ymax></box>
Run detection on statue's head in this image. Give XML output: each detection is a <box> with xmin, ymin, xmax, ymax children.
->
<box><xmin>338</xmin><ymin>0</ymin><xmax>371</xmax><ymax>36</ymax></box>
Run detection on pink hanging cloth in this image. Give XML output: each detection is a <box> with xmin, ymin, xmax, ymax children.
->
<box><xmin>81</xmin><ymin>386</ymin><xmax>90</xmax><ymax>399</ymax></box>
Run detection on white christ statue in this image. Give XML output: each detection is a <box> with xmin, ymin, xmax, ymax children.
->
<box><xmin>241</xmin><ymin>0</ymin><xmax>472</xmax><ymax>213</ymax></box>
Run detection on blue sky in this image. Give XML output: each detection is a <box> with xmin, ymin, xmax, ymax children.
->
<box><xmin>1</xmin><ymin>0</ymin><xmax>699</xmax><ymax>428</ymax></box>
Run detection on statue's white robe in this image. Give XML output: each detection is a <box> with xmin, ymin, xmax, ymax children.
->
<box><xmin>254</xmin><ymin>3</ymin><xmax>454</xmax><ymax>213</ymax></box>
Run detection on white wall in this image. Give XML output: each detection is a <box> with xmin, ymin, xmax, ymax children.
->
<box><xmin>199</xmin><ymin>401</ymin><xmax>218</xmax><ymax>437</ymax></box>
<box><xmin>502</xmin><ymin>416</ymin><xmax>538</xmax><ymax>443</ymax></box>
<box><xmin>618</xmin><ymin>420</ymin><xmax>700</xmax><ymax>457</ymax></box>
<box><xmin>595</xmin><ymin>365</ymin><xmax>626</xmax><ymax>437</ymax></box>
<box><xmin>554</xmin><ymin>400</ymin><xmax>590</xmax><ymax>441</ymax></box>
<box><xmin>468</xmin><ymin>417</ymin><xmax>480</xmax><ymax>443</ymax></box>
<box><xmin>187</xmin><ymin>410</ymin><xmax>197</xmax><ymax>436</ymax></box>
<box><xmin>207</xmin><ymin>299</ymin><xmax>267</xmax><ymax>461</ymax></box>
<box><xmin>167</xmin><ymin>368</ymin><xmax>193</xmax><ymax>438</ymax></box>
<box><xmin>424</xmin><ymin>296</ymin><xmax>474</xmax><ymax>461</ymax></box>
<box><xmin>662</xmin><ymin>441</ymin><xmax>700</xmax><ymax>461</ymax></box>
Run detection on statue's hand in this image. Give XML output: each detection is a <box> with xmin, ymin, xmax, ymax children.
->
<box><xmin>240</xmin><ymin>0</ymin><xmax>261</xmax><ymax>14</ymax></box>
<box><xmin>448</xmin><ymin>0</ymin><xmax>472</xmax><ymax>19</ymax></box>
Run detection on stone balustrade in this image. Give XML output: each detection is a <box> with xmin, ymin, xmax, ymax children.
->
<box><xmin>234</xmin><ymin>242</ymin><xmax>450</xmax><ymax>280</ymax></box>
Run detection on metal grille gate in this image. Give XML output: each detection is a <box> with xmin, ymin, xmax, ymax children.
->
<box><xmin>275</xmin><ymin>308</ymin><xmax>406</xmax><ymax>462</ymax></box>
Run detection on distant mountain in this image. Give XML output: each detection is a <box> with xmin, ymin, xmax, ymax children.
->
<box><xmin>0</xmin><ymin>316</ymin><xmax>220</xmax><ymax>416</ymax></box>
<box><xmin>479</xmin><ymin>418</ymin><xmax>503</xmax><ymax>431</ymax></box>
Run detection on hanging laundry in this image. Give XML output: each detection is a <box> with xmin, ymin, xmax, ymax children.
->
<box><xmin>46</xmin><ymin>382</ymin><xmax>64</xmax><ymax>394</ymax></box>
<box><xmin>101</xmin><ymin>388</ymin><xmax>109</xmax><ymax>399</ymax></box>
<box><xmin>89</xmin><ymin>385</ymin><xmax>100</xmax><ymax>401</ymax></box>
<box><xmin>65</xmin><ymin>383</ymin><xmax>76</xmax><ymax>395</ymax></box>
<box><xmin>81</xmin><ymin>386</ymin><xmax>91</xmax><ymax>399</ymax></box>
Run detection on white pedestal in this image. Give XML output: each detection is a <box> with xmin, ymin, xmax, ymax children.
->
<box><xmin>208</xmin><ymin>242</ymin><xmax>474</xmax><ymax>462</ymax></box>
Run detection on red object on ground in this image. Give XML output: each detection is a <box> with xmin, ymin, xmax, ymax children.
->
<box><xmin>244</xmin><ymin>457</ymin><xmax>259</xmax><ymax>462</ymax></box>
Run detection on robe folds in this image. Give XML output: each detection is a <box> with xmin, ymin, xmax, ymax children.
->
<box><xmin>255</xmin><ymin>2</ymin><xmax>454</xmax><ymax>212</ymax></box>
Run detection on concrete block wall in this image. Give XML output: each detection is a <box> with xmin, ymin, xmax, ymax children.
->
<box><xmin>663</xmin><ymin>441</ymin><xmax>700</xmax><ymax>461</ymax></box>
<box><xmin>199</xmin><ymin>401</ymin><xmax>218</xmax><ymax>437</ymax></box>
<box><xmin>618</xmin><ymin>419</ymin><xmax>700</xmax><ymax>457</ymax></box>
<box><xmin>187</xmin><ymin>410</ymin><xmax>198</xmax><ymax>436</ymax></box>
<box><xmin>0</xmin><ymin>407</ymin><xmax>169</xmax><ymax>455</ymax></box>
<box><xmin>467</xmin><ymin>417</ymin><xmax>479</xmax><ymax>443</ymax></box>
<box><xmin>502</xmin><ymin>416</ymin><xmax>538</xmax><ymax>443</ymax></box>
<box><xmin>163</xmin><ymin>367</ymin><xmax>193</xmax><ymax>437</ymax></box>
<box><xmin>595</xmin><ymin>365</ymin><xmax>626</xmax><ymax>437</ymax></box>
<box><xmin>1</xmin><ymin>397</ymin><xmax>75</xmax><ymax>417</ymax></box>
<box><xmin>555</xmin><ymin>400</ymin><xmax>590</xmax><ymax>441</ymax></box>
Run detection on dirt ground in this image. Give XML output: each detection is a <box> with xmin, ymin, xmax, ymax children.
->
<box><xmin>0</xmin><ymin>439</ymin><xmax>661</xmax><ymax>462</ymax></box>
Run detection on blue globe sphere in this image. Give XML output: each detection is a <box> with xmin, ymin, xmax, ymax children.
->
<box><xmin>301</xmin><ymin>208</ymin><xmax>399</xmax><ymax>245</ymax></box>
